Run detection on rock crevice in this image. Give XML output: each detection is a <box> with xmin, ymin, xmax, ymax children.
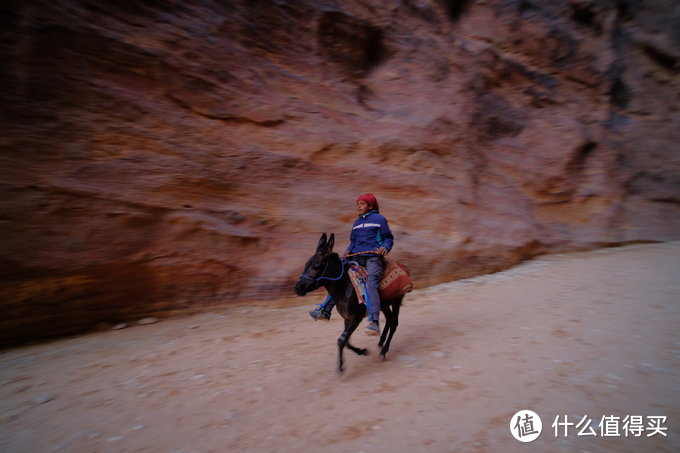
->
<box><xmin>1</xmin><ymin>0</ymin><xmax>678</xmax><ymax>344</ymax></box>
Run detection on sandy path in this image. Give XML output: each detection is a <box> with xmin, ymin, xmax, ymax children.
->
<box><xmin>1</xmin><ymin>242</ymin><xmax>679</xmax><ymax>453</ymax></box>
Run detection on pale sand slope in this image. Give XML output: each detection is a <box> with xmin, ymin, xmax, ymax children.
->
<box><xmin>1</xmin><ymin>242</ymin><xmax>678</xmax><ymax>453</ymax></box>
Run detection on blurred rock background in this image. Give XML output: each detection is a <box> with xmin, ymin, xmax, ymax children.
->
<box><xmin>1</xmin><ymin>0</ymin><xmax>678</xmax><ymax>345</ymax></box>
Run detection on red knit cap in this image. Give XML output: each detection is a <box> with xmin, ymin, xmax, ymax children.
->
<box><xmin>357</xmin><ymin>193</ymin><xmax>379</xmax><ymax>212</ymax></box>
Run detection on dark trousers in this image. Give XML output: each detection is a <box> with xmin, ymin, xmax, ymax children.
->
<box><xmin>320</xmin><ymin>255</ymin><xmax>384</xmax><ymax>322</ymax></box>
<box><xmin>359</xmin><ymin>256</ymin><xmax>384</xmax><ymax>322</ymax></box>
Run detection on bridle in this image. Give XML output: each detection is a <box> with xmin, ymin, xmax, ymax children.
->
<box><xmin>299</xmin><ymin>255</ymin><xmax>345</xmax><ymax>282</ymax></box>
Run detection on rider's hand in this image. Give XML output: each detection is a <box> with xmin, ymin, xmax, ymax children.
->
<box><xmin>377</xmin><ymin>247</ymin><xmax>388</xmax><ymax>256</ymax></box>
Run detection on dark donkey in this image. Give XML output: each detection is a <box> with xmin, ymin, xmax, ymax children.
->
<box><xmin>294</xmin><ymin>233</ymin><xmax>404</xmax><ymax>372</ymax></box>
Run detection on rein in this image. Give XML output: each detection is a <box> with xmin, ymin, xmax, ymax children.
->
<box><xmin>298</xmin><ymin>250</ymin><xmax>380</xmax><ymax>283</ymax></box>
<box><xmin>344</xmin><ymin>250</ymin><xmax>380</xmax><ymax>258</ymax></box>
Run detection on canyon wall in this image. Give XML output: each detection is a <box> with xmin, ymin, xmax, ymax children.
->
<box><xmin>1</xmin><ymin>0</ymin><xmax>679</xmax><ymax>344</ymax></box>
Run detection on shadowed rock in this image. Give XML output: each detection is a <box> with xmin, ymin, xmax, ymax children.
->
<box><xmin>0</xmin><ymin>0</ymin><xmax>678</xmax><ymax>344</ymax></box>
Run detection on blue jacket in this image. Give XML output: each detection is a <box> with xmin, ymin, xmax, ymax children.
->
<box><xmin>347</xmin><ymin>210</ymin><xmax>394</xmax><ymax>255</ymax></box>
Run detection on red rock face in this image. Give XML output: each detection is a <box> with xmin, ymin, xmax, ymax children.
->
<box><xmin>1</xmin><ymin>0</ymin><xmax>678</xmax><ymax>344</ymax></box>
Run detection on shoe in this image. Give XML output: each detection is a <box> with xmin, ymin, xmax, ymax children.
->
<box><xmin>364</xmin><ymin>320</ymin><xmax>380</xmax><ymax>336</ymax></box>
<box><xmin>309</xmin><ymin>306</ymin><xmax>331</xmax><ymax>321</ymax></box>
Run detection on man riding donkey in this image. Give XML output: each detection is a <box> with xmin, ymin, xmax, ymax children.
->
<box><xmin>309</xmin><ymin>193</ymin><xmax>393</xmax><ymax>335</ymax></box>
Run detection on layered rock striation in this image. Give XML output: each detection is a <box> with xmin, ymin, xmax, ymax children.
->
<box><xmin>1</xmin><ymin>0</ymin><xmax>679</xmax><ymax>344</ymax></box>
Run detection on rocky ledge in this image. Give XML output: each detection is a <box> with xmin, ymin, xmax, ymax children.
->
<box><xmin>1</xmin><ymin>0</ymin><xmax>678</xmax><ymax>344</ymax></box>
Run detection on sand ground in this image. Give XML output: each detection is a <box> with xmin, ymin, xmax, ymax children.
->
<box><xmin>1</xmin><ymin>242</ymin><xmax>679</xmax><ymax>453</ymax></box>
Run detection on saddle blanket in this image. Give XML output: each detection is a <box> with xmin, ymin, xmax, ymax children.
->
<box><xmin>347</xmin><ymin>257</ymin><xmax>413</xmax><ymax>305</ymax></box>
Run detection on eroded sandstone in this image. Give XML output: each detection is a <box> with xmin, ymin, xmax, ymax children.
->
<box><xmin>1</xmin><ymin>0</ymin><xmax>678</xmax><ymax>344</ymax></box>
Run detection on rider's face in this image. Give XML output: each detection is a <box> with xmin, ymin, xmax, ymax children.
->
<box><xmin>356</xmin><ymin>200</ymin><xmax>370</xmax><ymax>215</ymax></box>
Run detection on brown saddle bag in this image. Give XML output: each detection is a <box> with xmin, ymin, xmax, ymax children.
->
<box><xmin>379</xmin><ymin>257</ymin><xmax>414</xmax><ymax>300</ymax></box>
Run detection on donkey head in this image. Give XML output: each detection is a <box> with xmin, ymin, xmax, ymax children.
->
<box><xmin>294</xmin><ymin>232</ymin><xmax>335</xmax><ymax>296</ymax></box>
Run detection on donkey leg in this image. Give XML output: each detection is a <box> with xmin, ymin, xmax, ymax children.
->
<box><xmin>337</xmin><ymin>314</ymin><xmax>365</xmax><ymax>371</ymax></box>
<box><xmin>344</xmin><ymin>312</ymin><xmax>366</xmax><ymax>357</ymax></box>
<box><xmin>380</xmin><ymin>299</ymin><xmax>402</xmax><ymax>359</ymax></box>
<box><xmin>345</xmin><ymin>317</ymin><xmax>367</xmax><ymax>355</ymax></box>
<box><xmin>337</xmin><ymin>320</ymin><xmax>350</xmax><ymax>373</ymax></box>
<box><xmin>346</xmin><ymin>303</ymin><xmax>367</xmax><ymax>355</ymax></box>
<box><xmin>379</xmin><ymin>316</ymin><xmax>397</xmax><ymax>358</ymax></box>
<box><xmin>378</xmin><ymin>306</ymin><xmax>391</xmax><ymax>348</ymax></box>
<box><xmin>346</xmin><ymin>343</ymin><xmax>368</xmax><ymax>356</ymax></box>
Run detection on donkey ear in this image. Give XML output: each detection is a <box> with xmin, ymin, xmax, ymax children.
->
<box><xmin>326</xmin><ymin>233</ymin><xmax>335</xmax><ymax>253</ymax></box>
<box><xmin>316</xmin><ymin>233</ymin><xmax>328</xmax><ymax>252</ymax></box>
